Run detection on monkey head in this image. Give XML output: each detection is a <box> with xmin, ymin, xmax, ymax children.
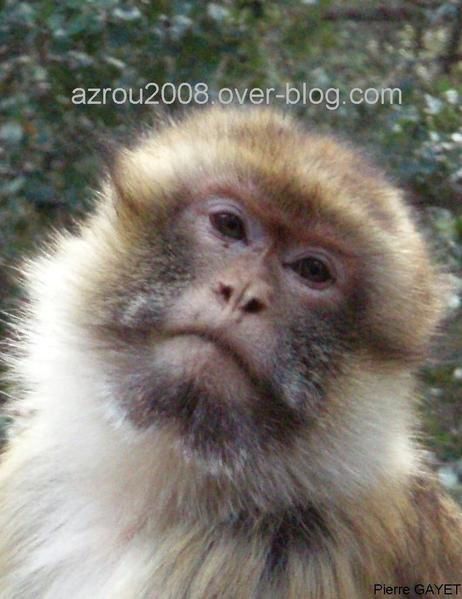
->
<box><xmin>35</xmin><ymin>108</ymin><xmax>444</xmax><ymax>507</ymax></box>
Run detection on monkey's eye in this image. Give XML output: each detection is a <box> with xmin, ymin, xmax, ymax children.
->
<box><xmin>290</xmin><ymin>256</ymin><xmax>334</xmax><ymax>287</ymax></box>
<box><xmin>209</xmin><ymin>212</ymin><xmax>246</xmax><ymax>241</ymax></box>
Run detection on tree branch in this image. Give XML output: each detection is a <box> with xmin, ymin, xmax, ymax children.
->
<box><xmin>440</xmin><ymin>0</ymin><xmax>462</xmax><ymax>74</ymax></box>
<box><xmin>322</xmin><ymin>5</ymin><xmax>420</xmax><ymax>22</ymax></box>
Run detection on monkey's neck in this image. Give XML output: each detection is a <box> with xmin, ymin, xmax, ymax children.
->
<box><xmin>19</xmin><ymin>394</ymin><xmax>413</xmax><ymax>544</ymax></box>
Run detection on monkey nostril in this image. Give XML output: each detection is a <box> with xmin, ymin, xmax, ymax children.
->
<box><xmin>243</xmin><ymin>297</ymin><xmax>264</xmax><ymax>313</ymax></box>
<box><xmin>218</xmin><ymin>282</ymin><xmax>233</xmax><ymax>302</ymax></box>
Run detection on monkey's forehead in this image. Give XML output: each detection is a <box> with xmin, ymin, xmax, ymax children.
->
<box><xmin>108</xmin><ymin>107</ymin><xmax>411</xmax><ymax>242</ymax></box>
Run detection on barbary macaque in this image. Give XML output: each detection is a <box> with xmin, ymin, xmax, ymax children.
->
<box><xmin>0</xmin><ymin>107</ymin><xmax>461</xmax><ymax>598</ymax></box>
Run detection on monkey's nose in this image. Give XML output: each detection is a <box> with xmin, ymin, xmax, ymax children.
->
<box><xmin>215</xmin><ymin>281</ymin><xmax>269</xmax><ymax>314</ymax></box>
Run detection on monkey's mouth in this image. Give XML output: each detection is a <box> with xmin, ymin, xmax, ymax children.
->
<box><xmin>166</xmin><ymin>326</ymin><xmax>257</xmax><ymax>384</ymax></box>
<box><xmin>205</xmin><ymin>331</ymin><xmax>245</xmax><ymax>362</ymax></box>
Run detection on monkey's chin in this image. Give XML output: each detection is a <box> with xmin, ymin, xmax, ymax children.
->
<box><xmin>121</xmin><ymin>334</ymin><xmax>267</xmax><ymax>469</ymax></box>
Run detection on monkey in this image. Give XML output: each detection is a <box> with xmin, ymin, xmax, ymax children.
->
<box><xmin>0</xmin><ymin>106</ymin><xmax>461</xmax><ymax>599</ymax></box>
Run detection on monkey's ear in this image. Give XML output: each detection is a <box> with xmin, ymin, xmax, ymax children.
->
<box><xmin>95</xmin><ymin>135</ymin><xmax>146</xmax><ymax>217</ymax></box>
<box><xmin>90</xmin><ymin>124</ymin><xmax>142</xmax><ymax>207</ymax></box>
<box><xmin>106</xmin><ymin>151</ymin><xmax>138</xmax><ymax>214</ymax></box>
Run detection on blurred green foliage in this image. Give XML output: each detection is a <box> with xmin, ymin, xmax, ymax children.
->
<box><xmin>1</xmin><ymin>0</ymin><xmax>461</xmax><ymax>459</ymax></box>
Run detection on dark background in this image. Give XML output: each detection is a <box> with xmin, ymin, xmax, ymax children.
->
<box><xmin>0</xmin><ymin>0</ymin><xmax>461</xmax><ymax>484</ymax></box>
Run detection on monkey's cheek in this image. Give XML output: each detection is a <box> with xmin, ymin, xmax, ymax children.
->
<box><xmin>154</xmin><ymin>335</ymin><xmax>255</xmax><ymax>400</ymax></box>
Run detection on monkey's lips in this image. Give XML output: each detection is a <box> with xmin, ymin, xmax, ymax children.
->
<box><xmin>159</xmin><ymin>328</ymin><xmax>257</xmax><ymax>393</ymax></box>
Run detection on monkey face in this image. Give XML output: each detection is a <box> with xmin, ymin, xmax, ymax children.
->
<box><xmin>103</xmin><ymin>193</ymin><xmax>357</xmax><ymax>465</ymax></box>
<box><xmin>74</xmin><ymin>108</ymin><xmax>442</xmax><ymax>472</ymax></box>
